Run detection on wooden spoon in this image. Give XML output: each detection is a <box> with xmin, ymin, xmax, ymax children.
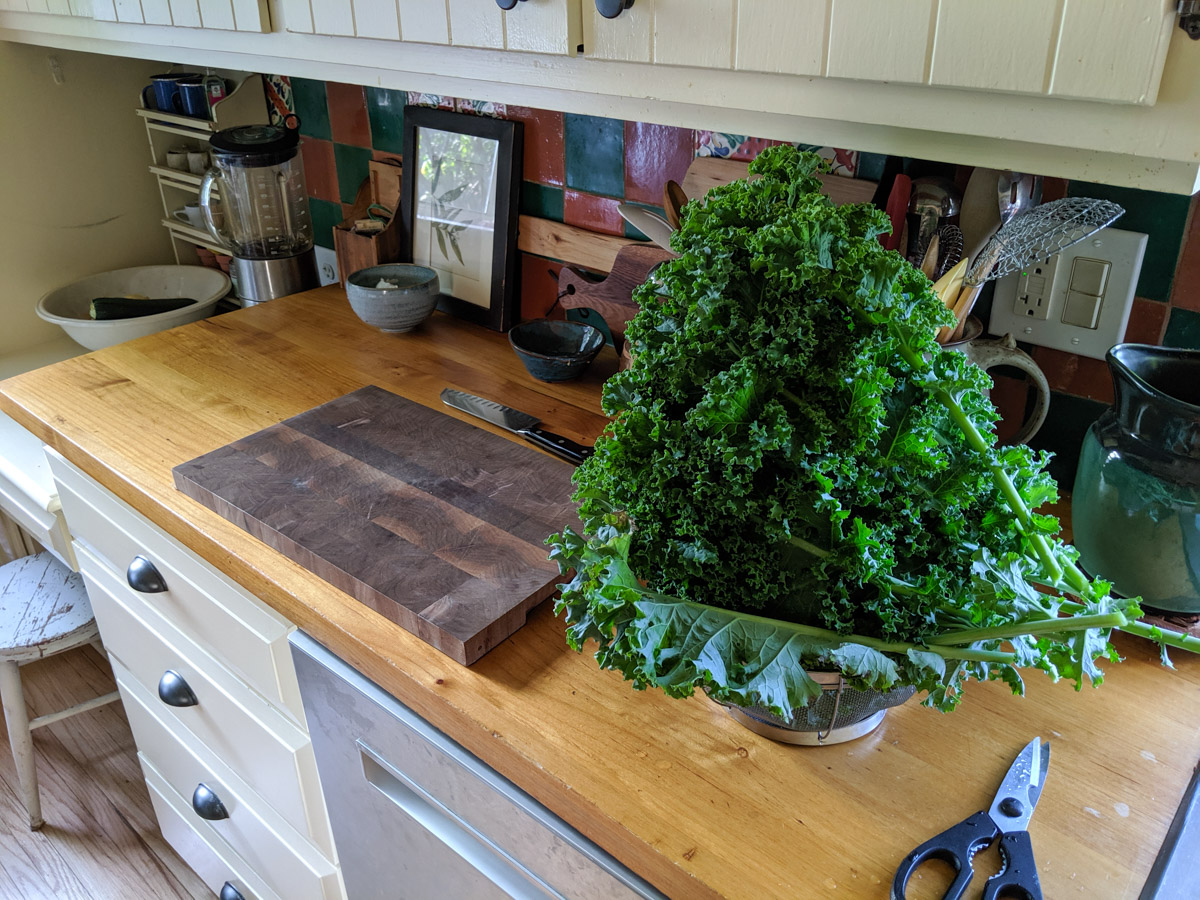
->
<box><xmin>663</xmin><ymin>180</ymin><xmax>687</xmax><ymax>231</ymax></box>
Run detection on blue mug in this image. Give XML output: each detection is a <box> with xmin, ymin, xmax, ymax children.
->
<box><xmin>141</xmin><ymin>73</ymin><xmax>200</xmax><ymax>112</ymax></box>
<box><xmin>177</xmin><ymin>77</ymin><xmax>210</xmax><ymax>119</ymax></box>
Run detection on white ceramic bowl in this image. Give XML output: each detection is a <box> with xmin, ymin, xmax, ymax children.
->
<box><xmin>345</xmin><ymin>264</ymin><xmax>440</xmax><ymax>334</ymax></box>
<box><xmin>36</xmin><ymin>265</ymin><xmax>230</xmax><ymax>351</ymax></box>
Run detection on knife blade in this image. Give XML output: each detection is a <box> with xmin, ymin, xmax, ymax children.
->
<box><xmin>440</xmin><ymin>388</ymin><xmax>593</xmax><ymax>465</ymax></box>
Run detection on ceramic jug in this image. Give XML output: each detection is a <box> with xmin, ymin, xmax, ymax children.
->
<box><xmin>1072</xmin><ymin>344</ymin><xmax>1200</xmax><ymax>613</ymax></box>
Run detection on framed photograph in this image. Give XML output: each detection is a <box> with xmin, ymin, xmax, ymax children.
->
<box><xmin>400</xmin><ymin>107</ymin><xmax>523</xmax><ymax>332</ymax></box>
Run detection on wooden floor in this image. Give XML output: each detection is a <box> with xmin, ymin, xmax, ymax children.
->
<box><xmin>0</xmin><ymin>631</ymin><xmax>211</xmax><ymax>898</ymax></box>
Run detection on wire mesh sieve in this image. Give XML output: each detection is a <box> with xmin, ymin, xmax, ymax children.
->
<box><xmin>966</xmin><ymin>197</ymin><xmax>1125</xmax><ymax>285</ymax></box>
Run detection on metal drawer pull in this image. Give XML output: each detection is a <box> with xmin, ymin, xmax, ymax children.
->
<box><xmin>126</xmin><ymin>555</ymin><xmax>168</xmax><ymax>593</ymax></box>
<box><xmin>359</xmin><ymin>741</ymin><xmax>555</xmax><ymax>897</ymax></box>
<box><xmin>596</xmin><ymin>0</ymin><xmax>634</xmax><ymax>18</ymax></box>
<box><xmin>219</xmin><ymin>883</ymin><xmax>246</xmax><ymax>900</ymax></box>
<box><xmin>157</xmin><ymin>669</ymin><xmax>199</xmax><ymax>708</ymax></box>
<box><xmin>191</xmin><ymin>783</ymin><xmax>229</xmax><ymax>821</ymax></box>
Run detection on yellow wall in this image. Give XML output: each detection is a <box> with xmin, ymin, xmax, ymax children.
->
<box><xmin>0</xmin><ymin>44</ymin><xmax>174</xmax><ymax>355</ymax></box>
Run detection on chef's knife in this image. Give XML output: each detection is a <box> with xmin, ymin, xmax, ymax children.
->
<box><xmin>440</xmin><ymin>388</ymin><xmax>593</xmax><ymax>465</ymax></box>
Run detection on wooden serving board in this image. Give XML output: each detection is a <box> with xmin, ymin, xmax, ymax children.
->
<box><xmin>172</xmin><ymin>385</ymin><xmax>579</xmax><ymax>665</ymax></box>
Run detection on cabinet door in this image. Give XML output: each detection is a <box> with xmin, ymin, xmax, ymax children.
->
<box><xmin>584</xmin><ymin>0</ymin><xmax>1176</xmax><ymax>106</ymax></box>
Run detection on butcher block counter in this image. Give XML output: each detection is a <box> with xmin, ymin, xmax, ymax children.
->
<box><xmin>3</xmin><ymin>285</ymin><xmax>1200</xmax><ymax>899</ymax></box>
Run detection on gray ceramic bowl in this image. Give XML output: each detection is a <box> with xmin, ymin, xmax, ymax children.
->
<box><xmin>345</xmin><ymin>264</ymin><xmax>440</xmax><ymax>333</ymax></box>
<box><xmin>508</xmin><ymin>319</ymin><xmax>604</xmax><ymax>382</ymax></box>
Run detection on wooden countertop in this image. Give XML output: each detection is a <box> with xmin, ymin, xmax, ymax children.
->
<box><xmin>3</xmin><ymin>287</ymin><xmax>1199</xmax><ymax>899</ymax></box>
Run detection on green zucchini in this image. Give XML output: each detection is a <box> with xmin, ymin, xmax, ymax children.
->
<box><xmin>89</xmin><ymin>297</ymin><xmax>197</xmax><ymax>320</ymax></box>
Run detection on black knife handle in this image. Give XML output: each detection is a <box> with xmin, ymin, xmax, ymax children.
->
<box><xmin>518</xmin><ymin>428</ymin><xmax>593</xmax><ymax>465</ymax></box>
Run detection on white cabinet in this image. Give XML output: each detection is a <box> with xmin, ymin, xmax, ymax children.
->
<box><xmin>46</xmin><ymin>449</ymin><xmax>345</xmax><ymax>900</ymax></box>
<box><xmin>296</xmin><ymin>0</ymin><xmax>583</xmax><ymax>55</ymax></box>
<box><xmin>583</xmin><ymin>0</ymin><xmax>1176</xmax><ymax>106</ymax></box>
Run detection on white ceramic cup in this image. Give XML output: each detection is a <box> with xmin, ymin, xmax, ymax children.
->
<box><xmin>173</xmin><ymin>203</ymin><xmax>203</xmax><ymax>228</ymax></box>
<box><xmin>165</xmin><ymin>147</ymin><xmax>190</xmax><ymax>170</ymax></box>
<box><xmin>187</xmin><ymin>150</ymin><xmax>210</xmax><ymax>176</ymax></box>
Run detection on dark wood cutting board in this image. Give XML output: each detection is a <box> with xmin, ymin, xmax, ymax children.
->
<box><xmin>172</xmin><ymin>385</ymin><xmax>580</xmax><ymax>665</ymax></box>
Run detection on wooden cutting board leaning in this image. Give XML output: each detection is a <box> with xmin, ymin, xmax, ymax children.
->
<box><xmin>172</xmin><ymin>385</ymin><xmax>580</xmax><ymax>665</ymax></box>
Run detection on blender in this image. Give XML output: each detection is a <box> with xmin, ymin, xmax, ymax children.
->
<box><xmin>199</xmin><ymin>123</ymin><xmax>319</xmax><ymax>305</ymax></box>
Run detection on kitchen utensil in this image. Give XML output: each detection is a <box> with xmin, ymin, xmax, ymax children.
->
<box><xmin>919</xmin><ymin>233</ymin><xmax>940</xmax><ymax>278</ymax></box>
<box><xmin>174</xmin><ymin>386</ymin><xmax>581</xmax><ymax>665</ymax></box>
<box><xmin>507</xmin><ymin>319</ymin><xmax>605</xmax><ymax>384</ymax></box>
<box><xmin>441</xmin><ymin>387</ymin><xmax>593</xmax><ymax>464</ymax></box>
<box><xmin>36</xmin><ymin>266</ymin><xmax>229</xmax><ymax>351</ymax></box>
<box><xmin>177</xmin><ymin>77</ymin><xmax>210</xmax><ymax>119</ymax></box>
<box><xmin>941</xmin><ymin>196</ymin><xmax>1124</xmax><ymax>342</ymax></box>
<box><xmin>880</xmin><ymin>172</ymin><xmax>912</xmax><ymax>253</ymax></box>
<box><xmin>891</xmin><ymin>737</ymin><xmax>1049</xmax><ymax>900</ymax></box>
<box><xmin>557</xmin><ymin>243</ymin><xmax>672</xmax><ymax>352</ymax></box>
<box><xmin>172</xmin><ymin>202</ymin><xmax>203</xmax><ymax>228</ymax></box>
<box><xmin>663</xmin><ymin>180</ymin><xmax>687</xmax><ymax>231</ymax></box>
<box><xmin>906</xmin><ymin>176</ymin><xmax>960</xmax><ymax>261</ymax></box>
<box><xmin>1073</xmin><ymin>344</ymin><xmax>1200</xmax><ymax>612</ymax></box>
<box><xmin>997</xmin><ymin>171</ymin><xmax>1043</xmax><ymax>226</ymax></box>
<box><xmin>199</xmin><ymin>123</ymin><xmax>319</xmax><ymax>305</ymax></box>
<box><xmin>959</xmin><ymin>167</ymin><xmax>1003</xmax><ymax>267</ymax></box>
<box><xmin>617</xmin><ymin>203</ymin><xmax>675</xmax><ymax>252</ymax></box>
<box><xmin>345</xmin><ymin>264</ymin><xmax>439</xmax><ymax>333</ymax></box>
<box><xmin>931</xmin><ymin>224</ymin><xmax>963</xmax><ymax>278</ymax></box>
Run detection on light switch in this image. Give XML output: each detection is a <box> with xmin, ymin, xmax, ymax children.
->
<box><xmin>1061</xmin><ymin>290</ymin><xmax>1102</xmax><ymax>329</ymax></box>
<box><xmin>1070</xmin><ymin>258</ymin><xmax>1111</xmax><ymax>296</ymax></box>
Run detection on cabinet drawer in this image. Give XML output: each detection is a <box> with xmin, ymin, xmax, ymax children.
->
<box><xmin>46</xmin><ymin>449</ymin><xmax>303</xmax><ymax>721</ymax></box>
<box><xmin>78</xmin><ymin>544</ymin><xmax>335</xmax><ymax>859</ymax></box>
<box><xmin>133</xmin><ymin>700</ymin><xmax>340</xmax><ymax>900</ymax></box>
<box><xmin>144</xmin><ymin>763</ymin><xmax>283</xmax><ymax>900</ymax></box>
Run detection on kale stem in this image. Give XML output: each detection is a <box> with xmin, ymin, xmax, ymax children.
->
<box><xmin>925</xmin><ymin>612</ymin><xmax>1129</xmax><ymax>645</ymax></box>
<box><xmin>786</xmin><ymin>535</ymin><xmax>830</xmax><ymax>558</ymax></box>
<box><xmin>1059</xmin><ymin>599</ymin><xmax>1200</xmax><ymax>654</ymax></box>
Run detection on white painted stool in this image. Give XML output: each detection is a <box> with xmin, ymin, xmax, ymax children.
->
<box><xmin>0</xmin><ymin>551</ymin><xmax>120</xmax><ymax>830</ymax></box>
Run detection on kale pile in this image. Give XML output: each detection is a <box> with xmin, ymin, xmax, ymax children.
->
<box><xmin>550</xmin><ymin>147</ymin><xmax>1144</xmax><ymax>716</ymax></box>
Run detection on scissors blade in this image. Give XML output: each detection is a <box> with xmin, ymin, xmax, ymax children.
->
<box><xmin>987</xmin><ymin>737</ymin><xmax>1050</xmax><ymax>835</ymax></box>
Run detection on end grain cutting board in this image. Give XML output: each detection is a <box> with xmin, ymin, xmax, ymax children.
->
<box><xmin>172</xmin><ymin>385</ymin><xmax>580</xmax><ymax>665</ymax></box>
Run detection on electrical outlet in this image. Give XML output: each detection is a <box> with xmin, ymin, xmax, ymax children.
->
<box><xmin>988</xmin><ymin>226</ymin><xmax>1147</xmax><ymax>361</ymax></box>
<box><xmin>314</xmin><ymin>246</ymin><xmax>339</xmax><ymax>286</ymax></box>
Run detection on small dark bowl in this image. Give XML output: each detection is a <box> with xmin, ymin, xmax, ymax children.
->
<box><xmin>508</xmin><ymin>319</ymin><xmax>604</xmax><ymax>382</ymax></box>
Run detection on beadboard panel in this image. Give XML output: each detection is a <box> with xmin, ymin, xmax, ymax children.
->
<box><xmin>733</xmin><ymin>0</ymin><xmax>827</xmax><ymax>76</ymax></box>
<box><xmin>929</xmin><ymin>0</ymin><xmax>1060</xmax><ymax>94</ymax></box>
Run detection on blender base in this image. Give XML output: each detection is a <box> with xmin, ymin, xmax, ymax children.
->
<box><xmin>231</xmin><ymin>250</ymin><xmax>319</xmax><ymax>306</ymax></box>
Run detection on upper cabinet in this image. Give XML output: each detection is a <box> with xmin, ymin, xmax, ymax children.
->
<box><xmin>297</xmin><ymin>0</ymin><xmax>583</xmax><ymax>55</ymax></box>
<box><xmin>583</xmin><ymin>0</ymin><xmax>1175</xmax><ymax>106</ymax></box>
<box><xmin>5</xmin><ymin>0</ymin><xmax>270</xmax><ymax>30</ymax></box>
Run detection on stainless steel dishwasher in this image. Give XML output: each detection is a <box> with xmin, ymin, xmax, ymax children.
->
<box><xmin>289</xmin><ymin>632</ymin><xmax>665</xmax><ymax>900</ymax></box>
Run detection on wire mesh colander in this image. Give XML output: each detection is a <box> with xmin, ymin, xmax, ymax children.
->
<box><xmin>712</xmin><ymin>673</ymin><xmax>916</xmax><ymax>745</ymax></box>
<box><xmin>966</xmin><ymin>197</ymin><xmax>1125</xmax><ymax>285</ymax></box>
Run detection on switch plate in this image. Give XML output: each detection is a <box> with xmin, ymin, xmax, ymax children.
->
<box><xmin>988</xmin><ymin>226</ymin><xmax>1147</xmax><ymax>360</ymax></box>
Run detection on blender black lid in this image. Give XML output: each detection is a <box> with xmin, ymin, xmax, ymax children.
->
<box><xmin>209</xmin><ymin>124</ymin><xmax>300</xmax><ymax>165</ymax></box>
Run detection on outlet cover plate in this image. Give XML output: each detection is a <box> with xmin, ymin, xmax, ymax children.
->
<box><xmin>987</xmin><ymin>226</ymin><xmax>1147</xmax><ymax>360</ymax></box>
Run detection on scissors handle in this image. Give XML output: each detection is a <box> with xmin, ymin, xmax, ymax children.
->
<box><xmin>981</xmin><ymin>830</ymin><xmax>1043</xmax><ymax>900</ymax></box>
<box><xmin>890</xmin><ymin>811</ymin><xmax>998</xmax><ymax>900</ymax></box>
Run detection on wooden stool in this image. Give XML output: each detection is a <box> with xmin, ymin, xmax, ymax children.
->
<box><xmin>0</xmin><ymin>551</ymin><xmax>120</xmax><ymax>830</ymax></box>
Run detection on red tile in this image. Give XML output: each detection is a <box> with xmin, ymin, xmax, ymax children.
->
<box><xmin>729</xmin><ymin>136</ymin><xmax>784</xmax><ymax>163</ymax></box>
<box><xmin>1169</xmin><ymin>195</ymin><xmax>1200</xmax><ymax>312</ymax></box>
<box><xmin>326</xmin><ymin>82</ymin><xmax>370</xmax><ymax>148</ymax></box>
<box><xmin>1124</xmin><ymin>297</ymin><xmax>1170</xmax><ymax>343</ymax></box>
<box><xmin>300</xmin><ymin>137</ymin><xmax>338</xmax><ymax>204</ymax></box>
<box><xmin>990</xmin><ymin>374</ymin><xmax>1030</xmax><ymax>445</ymax></box>
<box><xmin>506</xmin><ymin>106</ymin><xmax>564</xmax><ymax>187</ymax></box>
<box><xmin>1041</xmin><ymin>177</ymin><xmax>1069</xmax><ymax>203</ymax></box>
<box><xmin>564</xmin><ymin>190</ymin><xmax>624</xmax><ymax>236</ymax></box>
<box><xmin>624</xmin><ymin>121</ymin><xmax>694</xmax><ymax>206</ymax></box>
<box><xmin>520</xmin><ymin>254</ymin><xmax>564</xmax><ymax>322</ymax></box>
<box><xmin>1032</xmin><ymin>346</ymin><xmax>1113</xmax><ymax>404</ymax></box>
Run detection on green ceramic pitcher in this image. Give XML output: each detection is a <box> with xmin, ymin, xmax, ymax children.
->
<box><xmin>1072</xmin><ymin>344</ymin><xmax>1200</xmax><ymax>613</ymax></box>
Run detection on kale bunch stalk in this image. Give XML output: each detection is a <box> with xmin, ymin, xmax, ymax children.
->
<box><xmin>549</xmin><ymin>146</ymin><xmax>1200</xmax><ymax>718</ymax></box>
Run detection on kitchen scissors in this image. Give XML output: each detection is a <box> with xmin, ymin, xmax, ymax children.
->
<box><xmin>891</xmin><ymin>737</ymin><xmax>1049</xmax><ymax>900</ymax></box>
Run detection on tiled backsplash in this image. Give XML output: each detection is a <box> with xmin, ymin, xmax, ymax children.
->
<box><xmin>268</xmin><ymin>75</ymin><xmax>1200</xmax><ymax>482</ymax></box>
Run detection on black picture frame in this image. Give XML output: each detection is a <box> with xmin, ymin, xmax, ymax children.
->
<box><xmin>400</xmin><ymin>106</ymin><xmax>523</xmax><ymax>332</ymax></box>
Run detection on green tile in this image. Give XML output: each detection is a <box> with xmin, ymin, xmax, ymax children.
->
<box><xmin>564</xmin><ymin>113</ymin><xmax>624</xmax><ymax>198</ymax></box>
<box><xmin>291</xmin><ymin>78</ymin><xmax>331</xmax><ymax>141</ymax></box>
<box><xmin>1067</xmin><ymin>180</ymin><xmax>1190</xmax><ymax>303</ymax></box>
<box><xmin>1163</xmin><ymin>307</ymin><xmax>1200</xmax><ymax>349</ymax></box>
<box><xmin>333</xmin><ymin>143</ymin><xmax>373</xmax><ymax>205</ymax></box>
<box><xmin>520</xmin><ymin>182</ymin><xmax>563</xmax><ymax>221</ymax></box>
<box><xmin>366</xmin><ymin>87</ymin><xmax>406</xmax><ymax>155</ymax></box>
<box><xmin>1027</xmin><ymin>391</ymin><xmax>1107</xmax><ymax>487</ymax></box>
<box><xmin>309</xmin><ymin>197</ymin><xmax>342</xmax><ymax>250</ymax></box>
<box><xmin>856</xmin><ymin>152</ymin><xmax>887</xmax><ymax>183</ymax></box>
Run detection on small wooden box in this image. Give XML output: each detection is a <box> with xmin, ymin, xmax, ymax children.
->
<box><xmin>333</xmin><ymin>160</ymin><xmax>404</xmax><ymax>285</ymax></box>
